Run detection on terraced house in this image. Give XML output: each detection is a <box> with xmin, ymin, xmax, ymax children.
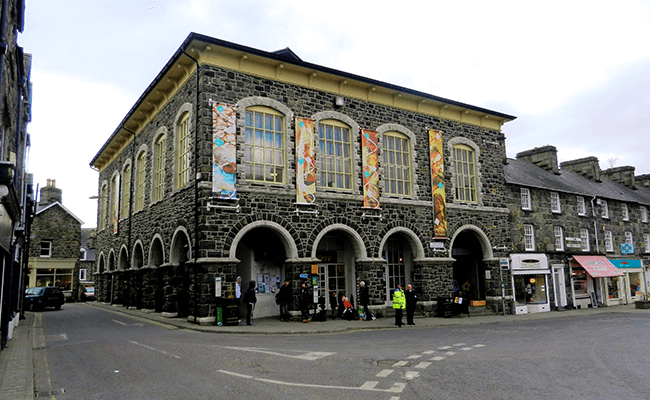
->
<box><xmin>505</xmin><ymin>146</ymin><xmax>650</xmax><ymax>315</ymax></box>
<box><xmin>90</xmin><ymin>33</ymin><xmax>517</xmax><ymax>323</ymax></box>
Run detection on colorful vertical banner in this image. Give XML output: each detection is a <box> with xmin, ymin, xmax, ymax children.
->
<box><xmin>429</xmin><ymin>130</ymin><xmax>447</xmax><ymax>238</ymax></box>
<box><xmin>112</xmin><ymin>174</ymin><xmax>120</xmax><ymax>235</ymax></box>
<box><xmin>212</xmin><ymin>102</ymin><xmax>237</xmax><ymax>199</ymax></box>
<box><xmin>362</xmin><ymin>129</ymin><xmax>380</xmax><ymax>209</ymax></box>
<box><xmin>295</xmin><ymin>117</ymin><xmax>316</xmax><ymax>204</ymax></box>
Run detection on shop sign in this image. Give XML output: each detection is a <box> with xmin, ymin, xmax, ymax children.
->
<box><xmin>299</xmin><ymin>273</ymin><xmax>308</xmax><ymax>279</ymax></box>
<box><xmin>565</xmin><ymin>237</ymin><xmax>583</xmax><ymax>248</ymax></box>
<box><xmin>316</xmin><ymin>251</ymin><xmax>337</xmax><ymax>263</ymax></box>
<box><xmin>215</xmin><ymin>277</ymin><xmax>222</xmax><ymax>297</ymax></box>
<box><xmin>621</xmin><ymin>243</ymin><xmax>634</xmax><ymax>254</ymax></box>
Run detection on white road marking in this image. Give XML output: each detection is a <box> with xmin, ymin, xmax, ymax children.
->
<box><xmin>430</xmin><ymin>356</ymin><xmax>446</xmax><ymax>361</ymax></box>
<box><xmin>223</xmin><ymin>346</ymin><xmax>334</xmax><ymax>360</ymax></box>
<box><xmin>438</xmin><ymin>346</ymin><xmax>452</xmax><ymax>350</ymax></box>
<box><xmin>406</xmin><ymin>355</ymin><xmax>422</xmax><ymax>359</ymax></box>
<box><xmin>445</xmin><ymin>351</ymin><xmax>455</xmax><ymax>356</ymax></box>
<box><xmin>113</xmin><ymin>319</ymin><xmax>127</xmax><ymax>325</ymax></box>
<box><xmin>360</xmin><ymin>381</ymin><xmax>378</xmax><ymax>389</ymax></box>
<box><xmin>217</xmin><ymin>370</ymin><xmax>406</xmax><ymax>393</ymax></box>
<box><xmin>452</xmin><ymin>343</ymin><xmax>466</xmax><ymax>346</ymax></box>
<box><xmin>392</xmin><ymin>361</ymin><xmax>409</xmax><ymax>367</ymax></box>
<box><xmin>415</xmin><ymin>362</ymin><xmax>431</xmax><ymax>369</ymax></box>
<box><xmin>112</xmin><ymin>319</ymin><xmax>144</xmax><ymax>327</ymax></box>
<box><xmin>422</xmin><ymin>350</ymin><xmax>435</xmax><ymax>354</ymax></box>
<box><xmin>460</xmin><ymin>347</ymin><xmax>472</xmax><ymax>351</ymax></box>
<box><xmin>376</xmin><ymin>369</ymin><xmax>394</xmax><ymax>378</ymax></box>
<box><xmin>128</xmin><ymin>341</ymin><xmax>181</xmax><ymax>359</ymax></box>
<box><xmin>404</xmin><ymin>371</ymin><xmax>420</xmax><ymax>380</ymax></box>
<box><xmin>473</xmin><ymin>344</ymin><xmax>486</xmax><ymax>347</ymax></box>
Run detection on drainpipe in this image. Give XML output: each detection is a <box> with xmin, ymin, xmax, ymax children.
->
<box><xmin>590</xmin><ymin>196</ymin><xmax>599</xmax><ymax>253</ymax></box>
<box><xmin>181</xmin><ymin>49</ymin><xmax>200</xmax><ymax>324</ymax></box>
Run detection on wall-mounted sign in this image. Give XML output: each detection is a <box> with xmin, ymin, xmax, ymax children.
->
<box><xmin>215</xmin><ymin>277</ymin><xmax>222</xmax><ymax>298</ymax></box>
<box><xmin>299</xmin><ymin>273</ymin><xmax>308</xmax><ymax>279</ymax></box>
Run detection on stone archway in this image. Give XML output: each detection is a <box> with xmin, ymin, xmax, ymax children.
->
<box><xmin>450</xmin><ymin>225</ymin><xmax>492</xmax><ymax>301</ymax></box>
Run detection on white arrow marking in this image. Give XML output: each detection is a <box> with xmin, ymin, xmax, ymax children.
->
<box><xmin>223</xmin><ymin>346</ymin><xmax>334</xmax><ymax>360</ymax></box>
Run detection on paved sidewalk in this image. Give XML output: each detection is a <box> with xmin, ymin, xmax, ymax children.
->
<box><xmin>0</xmin><ymin>314</ymin><xmax>34</xmax><ymax>400</ymax></box>
<box><xmin>0</xmin><ymin>302</ymin><xmax>645</xmax><ymax>400</ymax></box>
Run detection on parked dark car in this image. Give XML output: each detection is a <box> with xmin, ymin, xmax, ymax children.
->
<box><xmin>25</xmin><ymin>287</ymin><xmax>64</xmax><ymax>311</ymax></box>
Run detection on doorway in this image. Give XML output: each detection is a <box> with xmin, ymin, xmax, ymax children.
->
<box><xmin>551</xmin><ymin>265</ymin><xmax>567</xmax><ymax>309</ymax></box>
<box><xmin>451</xmin><ymin>229</ymin><xmax>486</xmax><ymax>301</ymax></box>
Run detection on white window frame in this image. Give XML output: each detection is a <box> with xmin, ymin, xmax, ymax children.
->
<box><xmin>79</xmin><ymin>269</ymin><xmax>87</xmax><ymax>281</ymax></box>
<box><xmin>524</xmin><ymin>224</ymin><xmax>535</xmax><ymax>251</ymax></box>
<box><xmin>604</xmin><ymin>230</ymin><xmax>614</xmax><ymax>252</ymax></box>
<box><xmin>644</xmin><ymin>233</ymin><xmax>650</xmax><ymax>253</ymax></box>
<box><xmin>550</xmin><ymin>192</ymin><xmax>561</xmax><ymax>213</ymax></box>
<box><xmin>625</xmin><ymin>231</ymin><xmax>633</xmax><ymax>245</ymax></box>
<box><xmin>580</xmin><ymin>228</ymin><xmax>590</xmax><ymax>252</ymax></box>
<box><xmin>622</xmin><ymin>203</ymin><xmax>629</xmax><ymax>221</ymax></box>
<box><xmin>600</xmin><ymin>200</ymin><xmax>609</xmax><ymax>219</ymax></box>
<box><xmin>576</xmin><ymin>196</ymin><xmax>586</xmax><ymax>216</ymax></box>
<box><xmin>521</xmin><ymin>188</ymin><xmax>531</xmax><ymax>210</ymax></box>
<box><xmin>642</xmin><ymin>206</ymin><xmax>648</xmax><ymax>223</ymax></box>
<box><xmin>40</xmin><ymin>240</ymin><xmax>52</xmax><ymax>258</ymax></box>
<box><xmin>554</xmin><ymin>226</ymin><xmax>564</xmax><ymax>251</ymax></box>
<box><xmin>80</xmin><ymin>248</ymin><xmax>87</xmax><ymax>261</ymax></box>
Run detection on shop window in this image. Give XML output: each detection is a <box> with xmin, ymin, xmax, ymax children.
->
<box><xmin>524</xmin><ymin>224</ymin><xmax>535</xmax><ymax>251</ymax></box>
<box><xmin>572</xmin><ymin>268</ymin><xmax>588</xmax><ymax>297</ymax></box>
<box><xmin>513</xmin><ymin>275</ymin><xmax>546</xmax><ymax>305</ymax></box>
<box><xmin>453</xmin><ymin>144</ymin><xmax>477</xmax><ymax>203</ymax></box>
<box><xmin>607</xmin><ymin>277</ymin><xmax>621</xmax><ymax>299</ymax></box>
<box><xmin>554</xmin><ymin>226</ymin><xmax>564</xmax><ymax>251</ymax></box>
<box><xmin>521</xmin><ymin>188</ymin><xmax>531</xmax><ymax>210</ymax></box>
<box><xmin>604</xmin><ymin>230</ymin><xmax>614</xmax><ymax>252</ymax></box>
<box><xmin>622</xmin><ymin>203</ymin><xmax>629</xmax><ymax>221</ymax></box>
<box><xmin>36</xmin><ymin>268</ymin><xmax>72</xmax><ymax>291</ymax></box>
<box><xmin>383</xmin><ymin>132</ymin><xmax>411</xmax><ymax>196</ymax></box>
<box><xmin>244</xmin><ymin>106</ymin><xmax>285</xmax><ymax>183</ymax></box>
<box><xmin>550</xmin><ymin>192</ymin><xmax>561</xmax><ymax>213</ymax></box>
<box><xmin>318</xmin><ymin>120</ymin><xmax>352</xmax><ymax>190</ymax></box>
<box><xmin>576</xmin><ymin>196</ymin><xmax>586</xmax><ymax>216</ymax></box>
<box><xmin>580</xmin><ymin>228</ymin><xmax>590</xmax><ymax>252</ymax></box>
<box><xmin>40</xmin><ymin>241</ymin><xmax>52</xmax><ymax>258</ymax></box>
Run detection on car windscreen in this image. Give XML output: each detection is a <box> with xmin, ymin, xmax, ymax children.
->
<box><xmin>26</xmin><ymin>288</ymin><xmax>44</xmax><ymax>295</ymax></box>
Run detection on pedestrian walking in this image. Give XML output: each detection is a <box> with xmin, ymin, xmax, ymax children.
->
<box><xmin>359</xmin><ymin>281</ymin><xmax>375</xmax><ymax>321</ymax></box>
<box><xmin>300</xmin><ymin>282</ymin><xmax>311</xmax><ymax>322</ymax></box>
<box><xmin>242</xmin><ymin>280</ymin><xmax>257</xmax><ymax>325</ymax></box>
<box><xmin>405</xmin><ymin>284</ymin><xmax>417</xmax><ymax>325</ymax></box>
<box><xmin>276</xmin><ymin>280</ymin><xmax>292</xmax><ymax>322</ymax></box>
<box><xmin>328</xmin><ymin>289</ymin><xmax>338</xmax><ymax>319</ymax></box>
<box><xmin>393</xmin><ymin>284</ymin><xmax>405</xmax><ymax>327</ymax></box>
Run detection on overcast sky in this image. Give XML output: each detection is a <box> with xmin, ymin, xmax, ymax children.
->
<box><xmin>20</xmin><ymin>0</ymin><xmax>650</xmax><ymax>227</ymax></box>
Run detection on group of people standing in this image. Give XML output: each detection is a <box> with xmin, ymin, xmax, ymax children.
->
<box><xmin>392</xmin><ymin>284</ymin><xmax>418</xmax><ymax>327</ymax></box>
<box><xmin>236</xmin><ymin>276</ymin><xmax>418</xmax><ymax>326</ymax></box>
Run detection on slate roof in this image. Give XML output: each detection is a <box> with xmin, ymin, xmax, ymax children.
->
<box><xmin>504</xmin><ymin>158</ymin><xmax>650</xmax><ymax>206</ymax></box>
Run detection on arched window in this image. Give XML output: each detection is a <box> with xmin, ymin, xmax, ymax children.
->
<box><xmin>453</xmin><ymin>144</ymin><xmax>477</xmax><ymax>203</ymax></box>
<box><xmin>110</xmin><ymin>173</ymin><xmax>119</xmax><ymax>231</ymax></box>
<box><xmin>176</xmin><ymin>112</ymin><xmax>191</xmax><ymax>189</ymax></box>
<box><xmin>99</xmin><ymin>182</ymin><xmax>108</xmax><ymax>230</ymax></box>
<box><xmin>153</xmin><ymin>134</ymin><xmax>166</xmax><ymax>201</ymax></box>
<box><xmin>244</xmin><ymin>106</ymin><xmax>285</xmax><ymax>183</ymax></box>
<box><xmin>383</xmin><ymin>131</ymin><xmax>411</xmax><ymax>196</ymax></box>
<box><xmin>318</xmin><ymin>119</ymin><xmax>352</xmax><ymax>190</ymax></box>
<box><xmin>135</xmin><ymin>150</ymin><xmax>146</xmax><ymax>211</ymax></box>
<box><xmin>120</xmin><ymin>164</ymin><xmax>131</xmax><ymax>219</ymax></box>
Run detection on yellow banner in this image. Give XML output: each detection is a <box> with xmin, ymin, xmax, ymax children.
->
<box><xmin>429</xmin><ymin>130</ymin><xmax>447</xmax><ymax>238</ymax></box>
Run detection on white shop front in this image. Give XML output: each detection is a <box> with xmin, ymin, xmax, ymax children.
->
<box><xmin>510</xmin><ymin>254</ymin><xmax>551</xmax><ymax>314</ymax></box>
<box><xmin>608</xmin><ymin>259</ymin><xmax>646</xmax><ymax>304</ymax></box>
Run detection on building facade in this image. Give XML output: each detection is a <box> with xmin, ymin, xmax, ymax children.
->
<box><xmin>28</xmin><ymin>180</ymin><xmax>84</xmax><ymax>301</ymax></box>
<box><xmin>505</xmin><ymin>146</ymin><xmax>650</xmax><ymax>314</ymax></box>
<box><xmin>90</xmin><ymin>33</ymin><xmax>518</xmax><ymax>323</ymax></box>
<box><xmin>0</xmin><ymin>0</ymin><xmax>31</xmax><ymax>349</ymax></box>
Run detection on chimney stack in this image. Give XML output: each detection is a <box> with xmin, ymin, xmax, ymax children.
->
<box><xmin>601</xmin><ymin>166</ymin><xmax>636</xmax><ymax>188</ymax></box>
<box><xmin>39</xmin><ymin>178</ymin><xmax>62</xmax><ymax>206</ymax></box>
<box><xmin>560</xmin><ymin>157</ymin><xmax>601</xmax><ymax>182</ymax></box>
<box><xmin>516</xmin><ymin>145</ymin><xmax>559</xmax><ymax>174</ymax></box>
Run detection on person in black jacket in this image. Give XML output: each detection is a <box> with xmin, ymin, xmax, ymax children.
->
<box><xmin>242</xmin><ymin>280</ymin><xmax>257</xmax><ymax>326</ymax></box>
<box><xmin>359</xmin><ymin>281</ymin><xmax>375</xmax><ymax>321</ymax></box>
<box><xmin>276</xmin><ymin>280</ymin><xmax>292</xmax><ymax>322</ymax></box>
<box><xmin>300</xmin><ymin>282</ymin><xmax>311</xmax><ymax>322</ymax></box>
<box><xmin>405</xmin><ymin>284</ymin><xmax>417</xmax><ymax>325</ymax></box>
<box><xmin>328</xmin><ymin>289</ymin><xmax>338</xmax><ymax>319</ymax></box>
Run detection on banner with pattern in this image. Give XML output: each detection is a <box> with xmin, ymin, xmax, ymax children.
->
<box><xmin>296</xmin><ymin>117</ymin><xmax>316</xmax><ymax>203</ymax></box>
<box><xmin>362</xmin><ymin>129</ymin><xmax>380</xmax><ymax>209</ymax></box>
<box><xmin>113</xmin><ymin>174</ymin><xmax>120</xmax><ymax>235</ymax></box>
<box><xmin>429</xmin><ymin>130</ymin><xmax>447</xmax><ymax>238</ymax></box>
<box><xmin>212</xmin><ymin>102</ymin><xmax>237</xmax><ymax>199</ymax></box>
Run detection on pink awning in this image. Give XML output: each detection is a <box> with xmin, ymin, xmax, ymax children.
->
<box><xmin>572</xmin><ymin>256</ymin><xmax>624</xmax><ymax>278</ymax></box>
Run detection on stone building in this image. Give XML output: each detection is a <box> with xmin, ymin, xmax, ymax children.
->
<box><xmin>76</xmin><ymin>228</ymin><xmax>96</xmax><ymax>300</ymax></box>
<box><xmin>90</xmin><ymin>33</ymin><xmax>517</xmax><ymax>323</ymax></box>
<box><xmin>505</xmin><ymin>146</ymin><xmax>650</xmax><ymax>314</ymax></box>
<box><xmin>28</xmin><ymin>180</ymin><xmax>83</xmax><ymax>299</ymax></box>
<box><xmin>0</xmin><ymin>0</ymin><xmax>31</xmax><ymax>350</ymax></box>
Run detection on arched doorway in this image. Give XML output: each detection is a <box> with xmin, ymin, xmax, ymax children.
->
<box><xmin>451</xmin><ymin>229</ymin><xmax>488</xmax><ymax>301</ymax></box>
<box><xmin>234</xmin><ymin>227</ymin><xmax>287</xmax><ymax>319</ymax></box>
<box><xmin>147</xmin><ymin>237</ymin><xmax>164</xmax><ymax>312</ymax></box>
<box><xmin>169</xmin><ymin>229</ymin><xmax>191</xmax><ymax>318</ymax></box>
<box><xmin>130</xmin><ymin>243</ymin><xmax>144</xmax><ymax>309</ymax></box>
<box><xmin>381</xmin><ymin>233</ymin><xmax>415</xmax><ymax>303</ymax></box>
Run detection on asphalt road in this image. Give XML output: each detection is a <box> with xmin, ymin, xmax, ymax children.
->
<box><xmin>31</xmin><ymin>304</ymin><xmax>650</xmax><ymax>400</ymax></box>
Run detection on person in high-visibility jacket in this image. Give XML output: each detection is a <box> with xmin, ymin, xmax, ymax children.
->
<box><xmin>392</xmin><ymin>284</ymin><xmax>406</xmax><ymax>327</ymax></box>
